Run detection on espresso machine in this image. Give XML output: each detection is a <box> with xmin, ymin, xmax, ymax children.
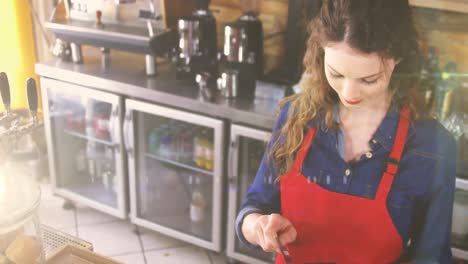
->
<box><xmin>217</xmin><ymin>0</ymin><xmax>263</xmax><ymax>99</ymax></box>
<box><xmin>47</xmin><ymin>0</ymin><xmax>196</xmax><ymax>76</ymax></box>
<box><xmin>176</xmin><ymin>0</ymin><xmax>217</xmax><ymax>82</ymax></box>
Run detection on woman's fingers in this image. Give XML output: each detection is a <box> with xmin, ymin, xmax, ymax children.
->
<box><xmin>250</xmin><ymin>213</ymin><xmax>298</xmax><ymax>253</ymax></box>
<box><xmin>255</xmin><ymin>226</ymin><xmax>266</xmax><ymax>250</ymax></box>
<box><xmin>270</xmin><ymin>214</ymin><xmax>297</xmax><ymax>246</ymax></box>
<box><xmin>254</xmin><ymin>214</ymin><xmax>296</xmax><ymax>253</ymax></box>
<box><xmin>256</xmin><ymin>217</ymin><xmax>279</xmax><ymax>252</ymax></box>
<box><xmin>278</xmin><ymin>224</ymin><xmax>297</xmax><ymax>245</ymax></box>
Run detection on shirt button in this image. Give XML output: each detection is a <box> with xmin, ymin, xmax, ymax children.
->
<box><xmin>371</xmin><ymin>139</ymin><xmax>377</xmax><ymax>144</ymax></box>
<box><xmin>345</xmin><ymin>169</ymin><xmax>351</xmax><ymax>176</ymax></box>
<box><xmin>366</xmin><ymin>152</ymin><xmax>373</xmax><ymax>159</ymax></box>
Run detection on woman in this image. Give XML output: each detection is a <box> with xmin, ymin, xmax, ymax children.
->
<box><xmin>236</xmin><ymin>0</ymin><xmax>456</xmax><ymax>263</ymax></box>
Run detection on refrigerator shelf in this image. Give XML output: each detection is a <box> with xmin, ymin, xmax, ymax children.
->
<box><xmin>457</xmin><ymin>178</ymin><xmax>468</xmax><ymax>191</ymax></box>
<box><xmin>144</xmin><ymin>152</ymin><xmax>214</xmax><ymax>176</ymax></box>
<box><xmin>452</xmin><ymin>247</ymin><xmax>468</xmax><ymax>261</ymax></box>
<box><xmin>64</xmin><ymin>129</ymin><xmax>113</xmax><ymax>146</ymax></box>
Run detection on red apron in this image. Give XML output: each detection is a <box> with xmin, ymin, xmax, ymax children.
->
<box><xmin>276</xmin><ymin>107</ymin><xmax>410</xmax><ymax>264</ymax></box>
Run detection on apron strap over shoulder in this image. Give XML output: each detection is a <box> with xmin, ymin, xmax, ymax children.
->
<box><xmin>292</xmin><ymin>128</ymin><xmax>317</xmax><ymax>173</ymax></box>
<box><xmin>385</xmin><ymin>106</ymin><xmax>411</xmax><ymax>175</ymax></box>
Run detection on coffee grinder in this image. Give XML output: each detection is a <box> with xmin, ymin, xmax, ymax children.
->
<box><xmin>176</xmin><ymin>0</ymin><xmax>217</xmax><ymax>82</ymax></box>
<box><xmin>217</xmin><ymin>0</ymin><xmax>263</xmax><ymax>99</ymax></box>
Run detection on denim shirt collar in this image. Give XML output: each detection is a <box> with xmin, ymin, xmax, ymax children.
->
<box><xmin>308</xmin><ymin>104</ymin><xmax>413</xmax><ymax>152</ymax></box>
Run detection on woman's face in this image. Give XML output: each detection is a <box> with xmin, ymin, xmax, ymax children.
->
<box><xmin>323</xmin><ymin>42</ymin><xmax>398</xmax><ymax>110</ymax></box>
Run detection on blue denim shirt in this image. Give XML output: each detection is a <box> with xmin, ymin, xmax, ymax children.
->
<box><xmin>236</xmin><ymin>103</ymin><xmax>456</xmax><ymax>263</ymax></box>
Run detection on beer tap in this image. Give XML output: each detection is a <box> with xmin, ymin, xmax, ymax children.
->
<box><xmin>0</xmin><ymin>72</ymin><xmax>17</xmax><ymax>128</ymax></box>
<box><xmin>27</xmin><ymin>78</ymin><xmax>38</xmax><ymax>125</ymax></box>
<box><xmin>0</xmin><ymin>72</ymin><xmax>11</xmax><ymax>116</ymax></box>
<box><xmin>0</xmin><ymin>76</ymin><xmax>44</xmax><ymax>163</ymax></box>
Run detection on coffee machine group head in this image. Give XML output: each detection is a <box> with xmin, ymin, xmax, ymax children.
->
<box><xmin>217</xmin><ymin>1</ymin><xmax>263</xmax><ymax>99</ymax></box>
<box><xmin>176</xmin><ymin>0</ymin><xmax>217</xmax><ymax>82</ymax></box>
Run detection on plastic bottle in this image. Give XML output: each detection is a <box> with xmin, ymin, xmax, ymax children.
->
<box><xmin>159</xmin><ymin>123</ymin><xmax>170</xmax><ymax>159</ymax></box>
<box><xmin>148</xmin><ymin>127</ymin><xmax>160</xmax><ymax>154</ymax></box>
<box><xmin>91</xmin><ymin>102</ymin><xmax>111</xmax><ymax>140</ymax></box>
<box><xmin>204</xmin><ymin>130</ymin><xmax>214</xmax><ymax>171</ymax></box>
<box><xmin>86</xmin><ymin>141</ymin><xmax>97</xmax><ymax>181</ymax></box>
<box><xmin>190</xmin><ymin>176</ymin><xmax>206</xmax><ymax>223</ymax></box>
<box><xmin>193</xmin><ymin>128</ymin><xmax>206</xmax><ymax>168</ymax></box>
<box><xmin>419</xmin><ymin>43</ymin><xmax>436</xmax><ymax>109</ymax></box>
<box><xmin>437</xmin><ymin>62</ymin><xmax>459</xmax><ymax>121</ymax></box>
<box><xmin>85</xmin><ymin>100</ymin><xmax>96</xmax><ymax>138</ymax></box>
<box><xmin>179</xmin><ymin>127</ymin><xmax>194</xmax><ymax>164</ymax></box>
<box><xmin>169</xmin><ymin>121</ymin><xmax>183</xmax><ymax>161</ymax></box>
<box><xmin>75</xmin><ymin>142</ymin><xmax>87</xmax><ymax>173</ymax></box>
<box><xmin>102</xmin><ymin>146</ymin><xmax>114</xmax><ymax>190</ymax></box>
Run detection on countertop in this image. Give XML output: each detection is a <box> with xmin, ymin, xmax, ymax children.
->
<box><xmin>35</xmin><ymin>48</ymin><xmax>289</xmax><ymax>130</ymax></box>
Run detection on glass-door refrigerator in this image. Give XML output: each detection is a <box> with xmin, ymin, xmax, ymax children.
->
<box><xmin>124</xmin><ymin>99</ymin><xmax>224</xmax><ymax>252</ymax></box>
<box><xmin>41</xmin><ymin>78</ymin><xmax>126</xmax><ymax>218</ymax></box>
<box><xmin>226</xmin><ymin>124</ymin><xmax>276</xmax><ymax>264</ymax></box>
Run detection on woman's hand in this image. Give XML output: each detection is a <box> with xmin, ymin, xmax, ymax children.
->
<box><xmin>241</xmin><ymin>213</ymin><xmax>297</xmax><ymax>253</ymax></box>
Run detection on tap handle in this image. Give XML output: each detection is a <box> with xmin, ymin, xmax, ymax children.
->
<box><xmin>27</xmin><ymin>78</ymin><xmax>38</xmax><ymax>119</ymax></box>
<box><xmin>0</xmin><ymin>72</ymin><xmax>11</xmax><ymax>112</ymax></box>
<box><xmin>96</xmin><ymin>10</ymin><xmax>103</xmax><ymax>27</ymax></box>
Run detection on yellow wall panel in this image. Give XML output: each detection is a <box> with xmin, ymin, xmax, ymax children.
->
<box><xmin>0</xmin><ymin>0</ymin><xmax>40</xmax><ymax>112</ymax></box>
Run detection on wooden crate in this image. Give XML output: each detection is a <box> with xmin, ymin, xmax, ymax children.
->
<box><xmin>46</xmin><ymin>244</ymin><xmax>123</xmax><ymax>264</ymax></box>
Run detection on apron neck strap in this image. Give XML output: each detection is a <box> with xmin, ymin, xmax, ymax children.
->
<box><xmin>376</xmin><ymin>106</ymin><xmax>411</xmax><ymax>201</ymax></box>
<box><xmin>292</xmin><ymin>128</ymin><xmax>317</xmax><ymax>172</ymax></box>
<box><xmin>385</xmin><ymin>106</ymin><xmax>411</xmax><ymax>175</ymax></box>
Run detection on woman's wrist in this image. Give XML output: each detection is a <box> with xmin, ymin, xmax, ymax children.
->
<box><xmin>242</xmin><ymin>213</ymin><xmax>262</xmax><ymax>245</ymax></box>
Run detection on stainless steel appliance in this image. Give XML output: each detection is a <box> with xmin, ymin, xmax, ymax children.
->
<box><xmin>217</xmin><ymin>0</ymin><xmax>263</xmax><ymax>99</ymax></box>
<box><xmin>176</xmin><ymin>0</ymin><xmax>217</xmax><ymax>82</ymax></box>
<box><xmin>216</xmin><ymin>69</ymin><xmax>239</xmax><ymax>98</ymax></box>
<box><xmin>125</xmin><ymin>100</ymin><xmax>225</xmax><ymax>252</ymax></box>
<box><xmin>46</xmin><ymin>0</ymin><xmax>195</xmax><ymax>75</ymax></box>
<box><xmin>226</xmin><ymin>124</ymin><xmax>276</xmax><ymax>264</ymax></box>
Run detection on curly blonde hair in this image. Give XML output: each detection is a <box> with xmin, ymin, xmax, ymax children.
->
<box><xmin>269</xmin><ymin>0</ymin><xmax>430</xmax><ymax>180</ymax></box>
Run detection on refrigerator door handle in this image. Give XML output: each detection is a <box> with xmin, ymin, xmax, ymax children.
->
<box><xmin>123</xmin><ymin>112</ymin><xmax>133</xmax><ymax>157</ymax></box>
<box><xmin>228</xmin><ymin>137</ymin><xmax>238</xmax><ymax>186</ymax></box>
<box><xmin>109</xmin><ymin>105</ymin><xmax>120</xmax><ymax>152</ymax></box>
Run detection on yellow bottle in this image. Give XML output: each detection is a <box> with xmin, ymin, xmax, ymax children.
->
<box><xmin>441</xmin><ymin>89</ymin><xmax>453</xmax><ymax>121</ymax></box>
<box><xmin>194</xmin><ymin>129</ymin><xmax>206</xmax><ymax>168</ymax></box>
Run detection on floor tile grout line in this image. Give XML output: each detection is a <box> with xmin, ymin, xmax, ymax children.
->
<box><xmin>109</xmin><ymin>250</ymin><xmax>147</xmax><ymax>258</ymax></box>
<box><xmin>135</xmin><ymin>226</ymin><xmax>148</xmax><ymax>264</ymax></box>
<box><xmin>74</xmin><ymin>219</ymin><xmax>121</xmax><ymax>228</ymax></box>
<box><xmin>143</xmin><ymin>244</ymin><xmax>193</xmax><ymax>253</ymax></box>
<box><xmin>204</xmin><ymin>249</ymin><xmax>214</xmax><ymax>264</ymax></box>
<box><xmin>75</xmin><ymin>218</ymin><xmax>126</xmax><ymax>228</ymax></box>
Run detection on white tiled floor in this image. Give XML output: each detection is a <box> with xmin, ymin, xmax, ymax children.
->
<box><xmin>38</xmin><ymin>183</ymin><xmax>230</xmax><ymax>264</ymax></box>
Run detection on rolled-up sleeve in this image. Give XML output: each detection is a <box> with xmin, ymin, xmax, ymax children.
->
<box><xmin>235</xmin><ymin>103</ymin><xmax>290</xmax><ymax>247</ymax></box>
<box><xmin>410</xmin><ymin>132</ymin><xmax>457</xmax><ymax>263</ymax></box>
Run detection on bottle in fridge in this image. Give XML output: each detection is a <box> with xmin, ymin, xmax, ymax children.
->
<box><xmin>190</xmin><ymin>176</ymin><xmax>206</xmax><ymax>223</ymax></box>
